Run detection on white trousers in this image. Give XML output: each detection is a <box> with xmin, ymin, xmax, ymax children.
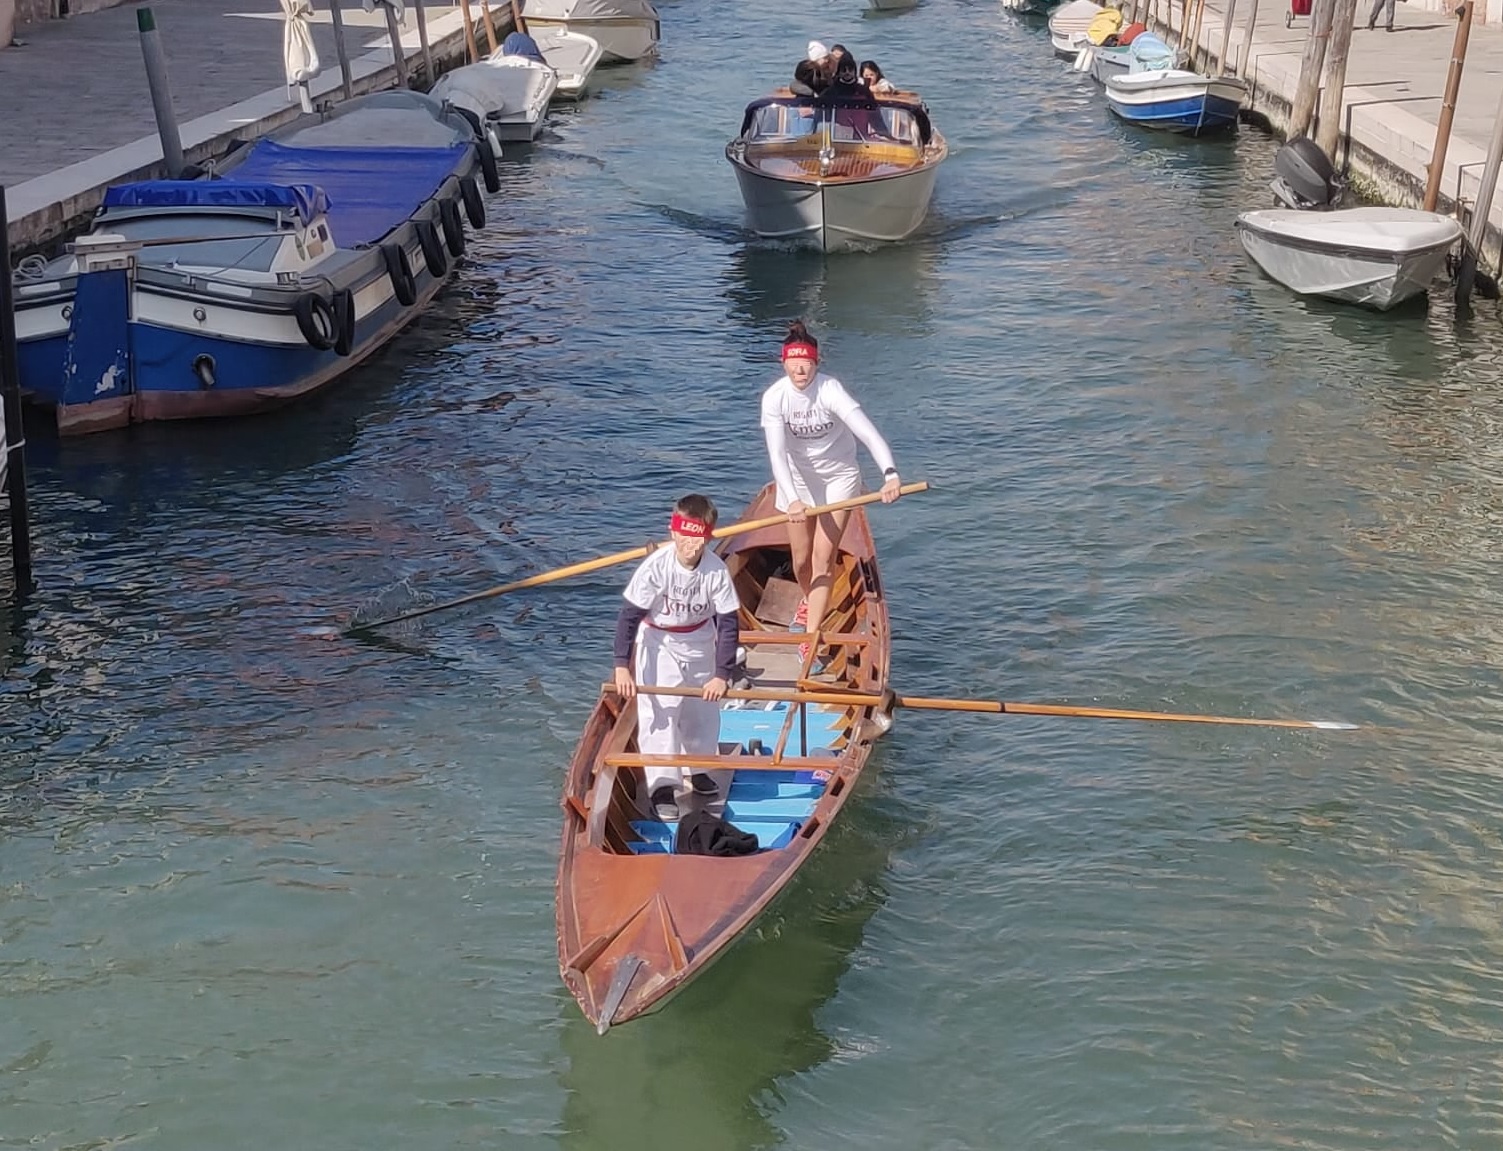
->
<box><xmin>634</xmin><ymin>624</ymin><xmax>732</xmax><ymax>805</ymax></box>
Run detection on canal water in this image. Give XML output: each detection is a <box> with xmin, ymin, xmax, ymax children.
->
<box><xmin>7</xmin><ymin>0</ymin><xmax>1503</xmax><ymax>1145</ymax></box>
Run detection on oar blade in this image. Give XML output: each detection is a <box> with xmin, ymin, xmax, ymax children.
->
<box><xmin>345</xmin><ymin>577</ymin><xmax>436</xmax><ymax>635</ymax></box>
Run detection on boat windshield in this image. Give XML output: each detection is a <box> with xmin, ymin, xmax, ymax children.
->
<box><xmin>740</xmin><ymin>98</ymin><xmax>929</xmax><ymax>148</ymax></box>
<box><xmin>95</xmin><ymin>214</ymin><xmax>289</xmax><ymax>273</ymax></box>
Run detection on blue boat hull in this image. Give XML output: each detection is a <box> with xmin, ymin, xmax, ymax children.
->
<box><xmin>1107</xmin><ymin>92</ymin><xmax>1242</xmax><ymax>135</ymax></box>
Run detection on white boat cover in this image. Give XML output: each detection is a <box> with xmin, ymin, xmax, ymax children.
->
<box><xmin>1049</xmin><ymin>0</ymin><xmax>1105</xmax><ymax>34</ymax></box>
<box><xmin>524</xmin><ymin>0</ymin><xmax>657</xmax><ymax>20</ymax></box>
<box><xmin>1237</xmin><ymin>207</ymin><xmax>1463</xmax><ymax>255</ymax></box>
<box><xmin>431</xmin><ymin>56</ymin><xmax>557</xmax><ymax>119</ymax></box>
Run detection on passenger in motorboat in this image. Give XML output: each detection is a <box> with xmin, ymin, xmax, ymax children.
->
<box><xmin>760</xmin><ymin>321</ymin><xmax>903</xmax><ymax>665</ymax></box>
<box><xmin>790</xmin><ymin>58</ymin><xmax>820</xmax><ymax>97</ymax></box>
<box><xmin>805</xmin><ymin>39</ymin><xmax>834</xmax><ymax>91</ymax></box>
<box><xmin>612</xmin><ymin>494</ymin><xmax>742</xmax><ymax>822</ymax></box>
<box><xmin>859</xmin><ymin>60</ymin><xmax>896</xmax><ymax>94</ymax></box>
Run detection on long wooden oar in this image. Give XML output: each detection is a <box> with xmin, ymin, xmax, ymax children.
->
<box><xmin>610</xmin><ymin>683</ymin><xmax>1358</xmax><ymax>731</ymax></box>
<box><xmin>347</xmin><ymin>481</ymin><xmax>929</xmax><ymax>634</ymax></box>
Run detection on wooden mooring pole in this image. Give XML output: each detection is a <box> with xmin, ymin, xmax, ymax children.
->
<box><xmin>1425</xmin><ymin>1</ymin><xmax>1473</xmax><ymax>211</ymax></box>
<box><xmin>380</xmin><ymin>0</ymin><xmax>410</xmax><ymax>88</ymax></box>
<box><xmin>480</xmin><ymin>0</ymin><xmax>500</xmax><ymax>53</ymax></box>
<box><xmin>328</xmin><ymin>0</ymin><xmax>355</xmax><ymax>101</ymax></box>
<box><xmin>0</xmin><ymin>187</ymin><xmax>35</xmax><ymax>592</ymax></box>
<box><xmin>457</xmin><ymin>0</ymin><xmax>480</xmax><ymax>62</ymax></box>
<box><xmin>1314</xmin><ymin>0</ymin><xmax>1360</xmax><ymax>161</ymax></box>
<box><xmin>1456</xmin><ymin>83</ymin><xmax>1503</xmax><ymax>309</ymax></box>
<box><xmin>1235</xmin><ymin>0</ymin><xmax>1261</xmax><ymax>75</ymax></box>
<box><xmin>414</xmin><ymin>0</ymin><xmax>435</xmax><ymax>85</ymax></box>
<box><xmin>1216</xmin><ymin>0</ymin><xmax>1240</xmax><ymax>75</ymax></box>
<box><xmin>1289</xmin><ymin>0</ymin><xmax>1334</xmax><ymax>138</ymax></box>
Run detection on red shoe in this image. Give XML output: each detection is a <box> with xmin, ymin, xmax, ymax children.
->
<box><xmin>798</xmin><ymin>641</ymin><xmax>811</xmax><ymax>664</ymax></box>
<box><xmin>792</xmin><ymin>599</ymin><xmax>808</xmax><ymax>631</ymax></box>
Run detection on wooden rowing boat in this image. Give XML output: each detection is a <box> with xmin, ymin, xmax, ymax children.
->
<box><xmin>555</xmin><ymin>483</ymin><xmax>892</xmax><ymax>1032</ymax></box>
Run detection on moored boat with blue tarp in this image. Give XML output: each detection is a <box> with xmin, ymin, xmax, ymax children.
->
<box><xmin>11</xmin><ymin>90</ymin><xmax>495</xmax><ymax>436</ymax></box>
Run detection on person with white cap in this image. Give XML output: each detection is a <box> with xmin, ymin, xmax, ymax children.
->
<box><xmin>805</xmin><ymin>39</ymin><xmax>834</xmax><ymax>92</ymax></box>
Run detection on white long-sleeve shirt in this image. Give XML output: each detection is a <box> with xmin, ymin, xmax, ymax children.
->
<box><xmin>759</xmin><ymin>372</ymin><xmax>897</xmax><ymax>496</ymax></box>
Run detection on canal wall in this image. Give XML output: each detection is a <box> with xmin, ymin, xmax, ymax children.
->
<box><xmin>1140</xmin><ymin>0</ymin><xmax>1503</xmax><ymax>267</ymax></box>
<box><xmin>4</xmin><ymin>0</ymin><xmax>513</xmax><ymax>258</ymax></box>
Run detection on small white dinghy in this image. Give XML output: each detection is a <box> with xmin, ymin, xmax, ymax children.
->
<box><xmin>1048</xmin><ymin>0</ymin><xmax>1104</xmax><ymax>60</ymax></box>
<box><xmin>430</xmin><ymin>32</ymin><xmax>560</xmax><ymax>144</ymax></box>
<box><xmin>529</xmin><ymin>25</ymin><xmax>603</xmax><ymax>99</ymax></box>
<box><xmin>1235</xmin><ymin>207</ymin><xmax>1464</xmax><ymax>310</ymax></box>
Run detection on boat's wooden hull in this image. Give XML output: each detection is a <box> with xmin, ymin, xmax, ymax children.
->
<box><xmin>556</xmin><ymin>484</ymin><xmax>891</xmax><ymax>1031</ymax></box>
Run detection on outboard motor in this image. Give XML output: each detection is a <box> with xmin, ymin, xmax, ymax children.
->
<box><xmin>1270</xmin><ymin>137</ymin><xmax>1347</xmax><ymax>210</ymax></box>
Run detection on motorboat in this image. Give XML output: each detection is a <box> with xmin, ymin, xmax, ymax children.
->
<box><xmin>520</xmin><ymin>0</ymin><xmax>659</xmax><ymax>64</ymax></box>
<box><xmin>1001</xmin><ymin>0</ymin><xmax>1064</xmax><ymax>15</ymax></box>
<box><xmin>1235</xmin><ymin>207</ymin><xmax>1463</xmax><ymax>310</ymax></box>
<box><xmin>725</xmin><ymin>88</ymin><xmax>947</xmax><ymax>252</ymax></box>
<box><xmin>1077</xmin><ymin>29</ymin><xmax>1173</xmax><ymax>83</ymax></box>
<box><xmin>1104</xmin><ymin>69</ymin><xmax>1246</xmax><ymax>134</ymax></box>
<box><xmin>528</xmin><ymin>25</ymin><xmax>603</xmax><ymax>99</ymax></box>
<box><xmin>867</xmin><ymin>0</ymin><xmax>920</xmax><ymax>10</ymax></box>
<box><xmin>430</xmin><ymin>31</ymin><xmax>559</xmax><ymax>143</ymax></box>
<box><xmin>1047</xmin><ymin>0</ymin><xmax>1104</xmax><ymax>60</ymax></box>
<box><xmin>10</xmin><ymin>90</ymin><xmax>493</xmax><ymax>435</ymax></box>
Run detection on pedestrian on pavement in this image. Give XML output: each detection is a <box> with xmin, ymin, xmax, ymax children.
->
<box><xmin>1367</xmin><ymin>0</ymin><xmax>1395</xmax><ymax>32</ymax></box>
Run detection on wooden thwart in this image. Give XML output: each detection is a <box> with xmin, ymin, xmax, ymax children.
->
<box><xmin>603</xmin><ymin>753</ymin><xmax>840</xmax><ymax>772</ymax></box>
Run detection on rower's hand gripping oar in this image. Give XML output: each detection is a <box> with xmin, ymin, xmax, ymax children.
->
<box><xmin>346</xmin><ymin>481</ymin><xmax>930</xmax><ymax>634</ymax></box>
<box><xmin>608</xmin><ymin>683</ymin><xmax>1358</xmax><ymax>732</ymax></box>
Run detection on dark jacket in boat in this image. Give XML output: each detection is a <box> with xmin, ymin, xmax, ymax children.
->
<box><xmin>675</xmin><ymin>809</ymin><xmax>759</xmax><ymax>857</ymax></box>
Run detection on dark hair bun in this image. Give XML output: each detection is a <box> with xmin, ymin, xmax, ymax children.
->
<box><xmin>784</xmin><ymin>319</ymin><xmax>816</xmax><ymax>345</ymax></box>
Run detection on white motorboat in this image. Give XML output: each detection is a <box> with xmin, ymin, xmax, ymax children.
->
<box><xmin>1104</xmin><ymin>69</ymin><xmax>1246</xmax><ymax>134</ymax></box>
<box><xmin>430</xmin><ymin>32</ymin><xmax>559</xmax><ymax>144</ymax></box>
<box><xmin>529</xmin><ymin>25</ymin><xmax>603</xmax><ymax>98</ymax></box>
<box><xmin>725</xmin><ymin>89</ymin><xmax>947</xmax><ymax>252</ymax></box>
<box><xmin>1235</xmin><ymin>207</ymin><xmax>1464</xmax><ymax>310</ymax></box>
<box><xmin>521</xmin><ymin>0</ymin><xmax>659</xmax><ymax>64</ymax></box>
<box><xmin>1048</xmin><ymin>0</ymin><xmax>1103</xmax><ymax>60</ymax></box>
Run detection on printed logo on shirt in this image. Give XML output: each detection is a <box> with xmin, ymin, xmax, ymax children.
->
<box><xmin>659</xmin><ymin>575</ymin><xmax>712</xmax><ymax>623</ymax></box>
<box><xmin>787</xmin><ymin>405</ymin><xmax>834</xmax><ymax>439</ymax></box>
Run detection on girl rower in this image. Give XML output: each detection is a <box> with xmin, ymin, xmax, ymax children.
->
<box><xmin>759</xmin><ymin>321</ymin><xmax>902</xmax><ymax>661</ymax></box>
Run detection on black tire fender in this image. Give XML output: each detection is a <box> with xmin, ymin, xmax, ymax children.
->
<box><xmin>331</xmin><ymin>288</ymin><xmax>356</xmax><ymax>357</ymax></box>
<box><xmin>293</xmin><ymin>292</ymin><xmax>338</xmax><ymax>350</ymax></box>
<box><xmin>382</xmin><ymin>242</ymin><xmax>417</xmax><ymax>307</ymax></box>
<box><xmin>476</xmin><ymin>138</ymin><xmax>500</xmax><ymax>193</ymax></box>
<box><xmin>440</xmin><ymin>196</ymin><xmax>466</xmax><ymax>258</ymax></box>
<box><xmin>459</xmin><ymin>175</ymin><xmax>486</xmax><ymax>230</ymax></box>
<box><xmin>416</xmin><ymin>218</ymin><xmax>448</xmax><ymax>278</ymax></box>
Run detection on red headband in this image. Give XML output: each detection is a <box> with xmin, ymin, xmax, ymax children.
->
<box><xmin>670</xmin><ymin>512</ymin><xmax>709</xmax><ymax>538</ymax></box>
<box><xmin>782</xmin><ymin>342</ymin><xmax>818</xmax><ymax>362</ymax></box>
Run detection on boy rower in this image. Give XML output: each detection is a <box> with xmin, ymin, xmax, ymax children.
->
<box><xmin>613</xmin><ymin>495</ymin><xmax>741</xmax><ymax>821</ymax></box>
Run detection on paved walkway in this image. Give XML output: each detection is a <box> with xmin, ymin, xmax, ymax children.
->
<box><xmin>0</xmin><ymin>0</ymin><xmax>506</xmax><ymax>250</ymax></box>
<box><xmin>0</xmin><ymin>0</ymin><xmax>470</xmax><ymax>186</ymax></box>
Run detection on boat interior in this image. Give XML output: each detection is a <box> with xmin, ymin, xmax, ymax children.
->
<box><xmin>577</xmin><ymin>542</ymin><xmax>882</xmax><ymax>858</ymax></box>
<box><xmin>734</xmin><ymin>94</ymin><xmax>939</xmax><ymax>182</ymax></box>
